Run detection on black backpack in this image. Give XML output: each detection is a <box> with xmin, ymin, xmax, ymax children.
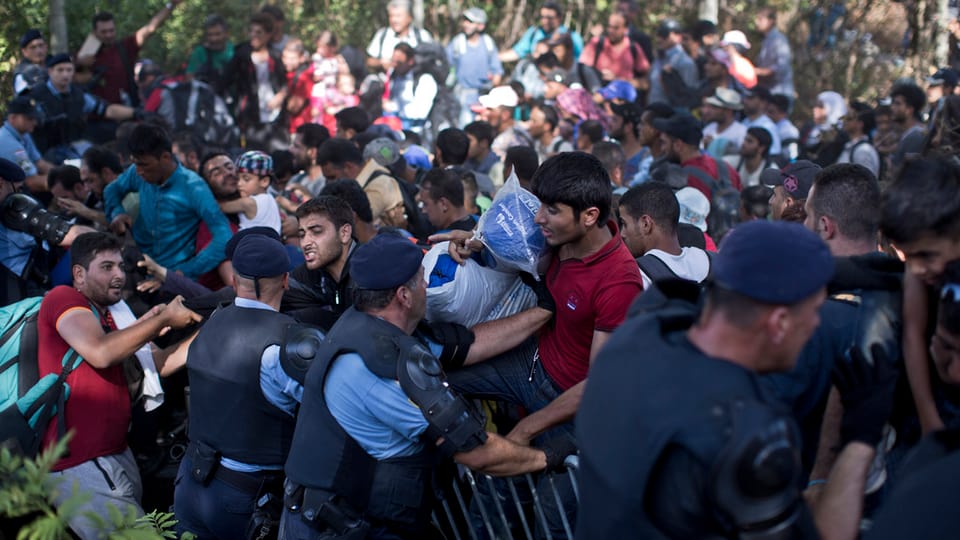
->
<box><xmin>636</xmin><ymin>251</ymin><xmax>714</xmax><ymax>285</ymax></box>
<box><xmin>682</xmin><ymin>161</ymin><xmax>741</xmax><ymax>241</ymax></box>
<box><xmin>164</xmin><ymin>80</ymin><xmax>240</xmax><ymax>148</ymax></box>
<box><xmin>412</xmin><ymin>43</ymin><xmax>460</xmax><ymax>149</ymax></box>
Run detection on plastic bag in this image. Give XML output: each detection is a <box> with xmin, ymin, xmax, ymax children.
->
<box><xmin>475</xmin><ymin>171</ymin><xmax>545</xmax><ymax>275</ymax></box>
<box><xmin>422</xmin><ymin>242</ymin><xmax>520</xmax><ymax>327</ymax></box>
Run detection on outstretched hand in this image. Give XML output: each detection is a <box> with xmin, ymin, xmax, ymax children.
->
<box><xmin>428</xmin><ymin>230</ymin><xmax>484</xmax><ymax>265</ymax></box>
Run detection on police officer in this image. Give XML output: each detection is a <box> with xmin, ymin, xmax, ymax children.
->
<box><xmin>575</xmin><ymin>220</ymin><xmax>898</xmax><ymax>539</ymax></box>
<box><xmin>175</xmin><ymin>233</ymin><xmax>302</xmax><ymax>539</ymax></box>
<box><xmin>280</xmin><ymin>233</ymin><xmax>552</xmax><ymax>540</ymax></box>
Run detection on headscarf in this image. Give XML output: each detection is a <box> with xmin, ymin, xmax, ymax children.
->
<box><xmin>556</xmin><ymin>88</ymin><xmax>610</xmax><ymax>131</ymax></box>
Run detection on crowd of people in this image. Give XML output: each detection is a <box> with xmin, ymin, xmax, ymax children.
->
<box><xmin>4</xmin><ymin>0</ymin><xmax>960</xmax><ymax>539</ymax></box>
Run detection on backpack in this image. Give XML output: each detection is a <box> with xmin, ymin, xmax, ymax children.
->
<box><xmin>683</xmin><ymin>162</ymin><xmax>741</xmax><ymax>241</ymax></box>
<box><xmin>164</xmin><ymin>79</ymin><xmax>240</xmax><ymax>148</ymax></box>
<box><xmin>412</xmin><ymin>42</ymin><xmax>460</xmax><ymax>149</ymax></box>
<box><xmin>591</xmin><ymin>36</ymin><xmax>643</xmax><ymax>80</ymax></box>
<box><xmin>636</xmin><ymin>251</ymin><xmax>714</xmax><ymax>286</ymax></box>
<box><xmin>0</xmin><ymin>297</ymin><xmax>86</xmax><ymax>457</ymax></box>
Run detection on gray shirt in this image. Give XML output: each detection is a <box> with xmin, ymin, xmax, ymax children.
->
<box><xmin>648</xmin><ymin>44</ymin><xmax>698</xmax><ymax>105</ymax></box>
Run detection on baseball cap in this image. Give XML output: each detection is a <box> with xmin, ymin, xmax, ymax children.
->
<box><xmin>543</xmin><ymin>68</ymin><xmax>571</xmax><ymax>86</ymax></box>
<box><xmin>744</xmin><ymin>86</ymin><xmax>773</xmax><ymax>102</ymax></box>
<box><xmin>676</xmin><ymin>187</ymin><xmax>710</xmax><ymax>232</ymax></box>
<box><xmin>463</xmin><ymin>7</ymin><xmax>487</xmax><ymax>24</ymax></box>
<box><xmin>704</xmin><ymin>87</ymin><xmax>743</xmax><ymax>110</ymax></box>
<box><xmin>656</xmin><ymin>19</ymin><xmax>684</xmax><ymax>38</ymax></box>
<box><xmin>763</xmin><ymin>160</ymin><xmax>821</xmax><ymax>199</ymax></box>
<box><xmin>477</xmin><ymin>86</ymin><xmax>519</xmax><ymax>109</ymax></box>
<box><xmin>653</xmin><ymin>113</ymin><xmax>702</xmax><ymax>146</ymax></box>
<box><xmin>350</xmin><ymin>232</ymin><xmax>424</xmax><ymax>290</ymax></box>
<box><xmin>712</xmin><ymin>220</ymin><xmax>834</xmax><ymax>305</ymax></box>
<box><xmin>363</xmin><ymin>137</ymin><xmax>403</xmax><ymax>167</ymax></box>
<box><xmin>7</xmin><ymin>96</ymin><xmax>39</xmax><ymax>119</ymax></box>
<box><xmin>598</xmin><ymin>80</ymin><xmax>637</xmax><ymax>102</ymax></box>
<box><xmin>235</xmin><ymin>151</ymin><xmax>273</xmax><ymax>176</ymax></box>
<box><xmin>720</xmin><ymin>30</ymin><xmax>751</xmax><ymax>50</ymax></box>
<box><xmin>927</xmin><ymin>67</ymin><xmax>960</xmax><ymax>87</ymax></box>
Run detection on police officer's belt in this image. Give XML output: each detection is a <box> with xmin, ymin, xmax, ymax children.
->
<box><xmin>283</xmin><ymin>479</ymin><xmax>369</xmax><ymax>536</ymax></box>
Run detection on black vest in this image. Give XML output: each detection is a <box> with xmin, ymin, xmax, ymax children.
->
<box><xmin>284</xmin><ymin>307</ymin><xmax>435</xmax><ymax>532</ymax></box>
<box><xmin>30</xmin><ymin>83</ymin><xmax>87</xmax><ymax>154</ymax></box>
<box><xmin>576</xmin><ymin>291</ymin><xmax>781</xmax><ymax>538</ymax></box>
<box><xmin>187</xmin><ymin>303</ymin><xmax>296</xmax><ymax>465</ymax></box>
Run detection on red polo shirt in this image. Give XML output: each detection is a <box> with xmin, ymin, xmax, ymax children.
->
<box><xmin>90</xmin><ymin>36</ymin><xmax>140</xmax><ymax>105</ymax></box>
<box><xmin>539</xmin><ymin>221</ymin><xmax>643</xmax><ymax>391</ymax></box>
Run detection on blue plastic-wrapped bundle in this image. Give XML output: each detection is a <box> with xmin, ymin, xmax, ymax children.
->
<box><xmin>476</xmin><ymin>172</ymin><xmax>545</xmax><ymax>275</ymax></box>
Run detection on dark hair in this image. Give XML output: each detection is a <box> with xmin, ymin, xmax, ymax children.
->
<box><xmin>295</xmin><ymin>194</ymin><xmax>355</xmax><ymax>230</ymax></box>
<box><xmin>509</xmin><ymin>81</ymin><xmax>526</xmax><ymax>103</ymax></box>
<box><xmin>354</xmin><ymin>272</ymin><xmax>420</xmax><ymax>311</ymax></box>
<box><xmin>198</xmin><ymin>149</ymin><xmax>232</xmax><ymax>181</ymax></box>
<box><xmin>534</xmin><ymin>52</ymin><xmax>560</xmax><ymax>70</ymax></box>
<box><xmin>296</xmin><ymin>123</ymin><xmax>331</xmax><ymax>150</ymax></box>
<box><xmin>875</xmin><ymin>104</ymin><xmax>892</xmax><ymax>117</ymax></box>
<box><xmin>578</xmin><ymin>120</ymin><xmax>605</xmax><ymax>145</ymax></box>
<box><xmin>769</xmin><ymin>94</ymin><xmax>791</xmax><ymax>114</ymax></box>
<box><xmin>393</xmin><ymin>42</ymin><xmax>415</xmax><ymax>61</ymax></box>
<box><xmin>464</xmin><ymin>121</ymin><xmax>495</xmax><ymax>145</ymax></box>
<box><xmin>71</xmin><ymin>232</ymin><xmax>123</xmax><ymax>270</ymax></box>
<box><xmin>316</xmin><ymin>138</ymin><xmax>363</xmax><ymax>166</ymax></box>
<box><xmin>457</xmin><ymin>168</ymin><xmax>479</xmax><ymax>201</ymax></box>
<box><xmin>128</xmin><ymin>123</ymin><xmax>172</xmax><ymax>158</ymax></box>
<box><xmin>690</xmin><ymin>19</ymin><xmax>718</xmax><ymax>42</ymax></box>
<box><xmin>259</xmin><ymin>5</ymin><xmax>285</xmax><ymax>22</ymax></box>
<box><xmin>436</xmin><ymin>128</ymin><xmax>470</xmax><ymax>165</ymax></box>
<box><xmin>271</xmin><ymin>149</ymin><xmax>295</xmax><ymax>178</ymax></box>
<box><xmin>741</xmin><ymin>185</ymin><xmax>773</xmax><ymax>220</ymax></box>
<box><xmin>203</xmin><ymin>14</ymin><xmax>227</xmax><ymax>31</ymax></box>
<box><xmin>591</xmin><ymin>141</ymin><xmax>625</xmax><ymax>178</ymax></box>
<box><xmin>890</xmin><ymin>82</ymin><xmax>926</xmax><ymax>120</ymax></box>
<box><xmin>881</xmin><ymin>157</ymin><xmax>960</xmax><ymax>243</ymax></box>
<box><xmin>848</xmin><ymin>101</ymin><xmax>877</xmax><ymax>134</ymax></box>
<box><xmin>334</xmin><ymin>107</ymin><xmax>371</xmax><ymax>134</ymax></box>
<box><xmin>811</xmin><ymin>164</ymin><xmax>880</xmax><ymax>242</ymax></box>
<box><xmin>757</xmin><ymin>6</ymin><xmax>777</xmax><ymax>22</ymax></box>
<box><xmin>424</xmin><ymin>168</ymin><xmax>465</xmax><ymax>207</ymax></box>
<box><xmin>249</xmin><ymin>13</ymin><xmax>275</xmax><ymax>35</ymax></box>
<box><xmin>746</xmin><ymin>126</ymin><xmax>773</xmax><ymax>157</ymax></box>
<box><xmin>705</xmin><ymin>284</ymin><xmax>768</xmax><ymax>328</ymax></box>
<box><xmin>644</xmin><ymin>102</ymin><xmax>675</xmax><ymax>122</ymax></box>
<box><xmin>532</xmin><ymin>152</ymin><xmax>612</xmax><ymax>224</ymax></box>
<box><xmin>541</xmin><ymin>1</ymin><xmax>564</xmax><ymax>18</ymax></box>
<box><xmin>533</xmin><ymin>103</ymin><xmax>560</xmax><ymax>131</ymax></box>
<box><xmin>317</xmin><ymin>30</ymin><xmax>338</xmax><ymax>48</ymax></box>
<box><xmin>48</xmin><ymin>165</ymin><xmax>82</xmax><ymax>191</ymax></box>
<box><xmin>401</xmin><ymin>130</ymin><xmax>422</xmax><ymax>147</ymax></box>
<box><xmin>321</xmin><ymin>179</ymin><xmax>374</xmax><ymax>223</ymax></box>
<box><xmin>619</xmin><ymin>182</ymin><xmax>679</xmax><ymax>233</ymax></box>
<box><xmin>505</xmin><ymin>146</ymin><xmax>540</xmax><ymax>183</ymax></box>
<box><xmin>92</xmin><ymin>12</ymin><xmax>114</xmax><ymax>28</ymax></box>
<box><xmin>83</xmin><ymin>145</ymin><xmax>123</xmax><ymax>175</ymax></box>
<box><xmin>172</xmin><ymin>131</ymin><xmax>203</xmax><ymax>159</ymax></box>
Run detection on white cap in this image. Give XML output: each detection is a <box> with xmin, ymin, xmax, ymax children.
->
<box><xmin>676</xmin><ymin>187</ymin><xmax>711</xmax><ymax>232</ymax></box>
<box><xmin>477</xmin><ymin>86</ymin><xmax>519</xmax><ymax>109</ymax></box>
<box><xmin>721</xmin><ymin>30</ymin><xmax>751</xmax><ymax>50</ymax></box>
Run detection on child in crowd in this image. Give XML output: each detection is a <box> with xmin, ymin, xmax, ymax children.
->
<box><xmin>218</xmin><ymin>151</ymin><xmax>283</xmax><ymax>234</ymax></box>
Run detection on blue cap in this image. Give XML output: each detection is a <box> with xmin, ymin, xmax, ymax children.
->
<box><xmin>403</xmin><ymin>145</ymin><xmax>432</xmax><ymax>170</ymax></box>
<box><xmin>225</xmin><ymin>226</ymin><xmax>282</xmax><ymax>260</ymax></box>
<box><xmin>0</xmin><ymin>157</ymin><xmax>26</xmax><ymax>183</ymax></box>
<box><xmin>713</xmin><ymin>220</ymin><xmax>834</xmax><ymax>304</ymax></box>
<box><xmin>232</xmin><ymin>234</ymin><xmax>291</xmax><ymax>279</ymax></box>
<box><xmin>350</xmin><ymin>232</ymin><xmax>423</xmax><ymax>290</ymax></box>
<box><xmin>20</xmin><ymin>29</ymin><xmax>42</xmax><ymax>49</ymax></box>
<box><xmin>598</xmin><ymin>80</ymin><xmax>637</xmax><ymax>103</ymax></box>
<box><xmin>46</xmin><ymin>53</ymin><xmax>72</xmax><ymax>68</ymax></box>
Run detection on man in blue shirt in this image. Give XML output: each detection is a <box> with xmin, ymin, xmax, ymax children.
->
<box><xmin>499</xmin><ymin>1</ymin><xmax>584</xmax><ymax>63</ymax></box>
<box><xmin>0</xmin><ymin>95</ymin><xmax>52</xmax><ymax>192</ymax></box>
<box><xmin>104</xmin><ymin>123</ymin><xmax>231</xmax><ymax>279</ymax></box>
<box><xmin>447</xmin><ymin>8</ymin><xmax>504</xmax><ymax>127</ymax></box>
<box><xmin>648</xmin><ymin>19</ymin><xmax>699</xmax><ymax>108</ymax></box>
<box><xmin>175</xmin><ymin>233</ymin><xmax>303</xmax><ymax>539</ymax></box>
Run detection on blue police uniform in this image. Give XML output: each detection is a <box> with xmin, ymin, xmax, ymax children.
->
<box><xmin>0</xmin><ymin>121</ymin><xmax>42</xmax><ymax>177</ymax></box>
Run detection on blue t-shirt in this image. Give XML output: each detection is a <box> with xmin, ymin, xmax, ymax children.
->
<box><xmin>512</xmin><ymin>25</ymin><xmax>584</xmax><ymax>60</ymax></box>
<box><xmin>447</xmin><ymin>33</ymin><xmax>503</xmax><ymax>90</ymax></box>
<box><xmin>0</xmin><ymin>222</ymin><xmax>38</xmax><ymax>278</ymax></box>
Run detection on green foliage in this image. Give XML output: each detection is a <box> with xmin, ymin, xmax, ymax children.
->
<box><xmin>0</xmin><ymin>435</ymin><xmax>192</xmax><ymax>540</ymax></box>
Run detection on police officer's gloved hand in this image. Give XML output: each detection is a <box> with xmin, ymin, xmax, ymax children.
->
<box><xmin>833</xmin><ymin>344</ymin><xmax>899</xmax><ymax>447</ymax></box>
<box><xmin>520</xmin><ymin>272</ymin><xmax>555</xmax><ymax>313</ymax></box>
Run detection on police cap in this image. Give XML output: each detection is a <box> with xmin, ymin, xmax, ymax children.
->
<box><xmin>350</xmin><ymin>232</ymin><xmax>423</xmax><ymax>290</ymax></box>
<box><xmin>713</xmin><ymin>220</ymin><xmax>834</xmax><ymax>305</ymax></box>
<box><xmin>232</xmin><ymin>234</ymin><xmax>291</xmax><ymax>279</ymax></box>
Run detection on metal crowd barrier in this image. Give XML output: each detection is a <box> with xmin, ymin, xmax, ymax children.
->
<box><xmin>431</xmin><ymin>455</ymin><xmax>580</xmax><ymax>540</ymax></box>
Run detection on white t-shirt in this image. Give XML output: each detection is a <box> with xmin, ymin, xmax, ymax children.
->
<box><xmin>703</xmin><ymin>121</ymin><xmax>748</xmax><ymax>155</ymax></box>
<box><xmin>723</xmin><ymin>155</ymin><xmax>779</xmax><ymax>188</ymax></box>
<box><xmin>638</xmin><ymin>247</ymin><xmax>711</xmax><ymax>289</ymax></box>
<box><xmin>239</xmin><ymin>193</ymin><xmax>282</xmax><ymax>234</ymax></box>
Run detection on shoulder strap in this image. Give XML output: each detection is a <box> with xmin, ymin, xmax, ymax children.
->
<box><xmin>593</xmin><ymin>37</ymin><xmax>605</xmax><ymax>68</ymax></box>
<box><xmin>482</xmin><ymin>34</ymin><xmax>496</xmax><ymax>56</ymax></box>
<box><xmin>714</xmin><ymin>159</ymin><xmax>730</xmax><ymax>187</ymax></box>
<box><xmin>378</xmin><ymin>28</ymin><xmax>389</xmax><ymax>59</ymax></box>
<box><xmin>636</xmin><ymin>254</ymin><xmax>681</xmax><ymax>283</ymax></box>
<box><xmin>682</xmin><ymin>165</ymin><xmax>720</xmax><ymax>193</ymax></box>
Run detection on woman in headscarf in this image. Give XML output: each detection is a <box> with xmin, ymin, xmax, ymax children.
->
<box><xmin>801</xmin><ymin>90</ymin><xmax>848</xmax><ymax>165</ymax></box>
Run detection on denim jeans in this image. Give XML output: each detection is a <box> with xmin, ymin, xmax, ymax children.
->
<box><xmin>446</xmin><ymin>338</ymin><xmax>578</xmax><ymax>538</ymax></box>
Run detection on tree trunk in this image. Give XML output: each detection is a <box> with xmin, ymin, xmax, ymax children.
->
<box><xmin>699</xmin><ymin>0</ymin><xmax>719</xmax><ymax>24</ymax></box>
<box><xmin>49</xmin><ymin>0</ymin><xmax>68</xmax><ymax>54</ymax></box>
<box><xmin>935</xmin><ymin>0</ymin><xmax>950</xmax><ymax>66</ymax></box>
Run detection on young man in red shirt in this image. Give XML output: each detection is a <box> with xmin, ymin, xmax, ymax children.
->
<box><xmin>655</xmin><ymin>112</ymin><xmax>742</xmax><ymax>199</ymax></box>
<box><xmin>439</xmin><ymin>152</ymin><xmax>643</xmax><ymax>535</ymax></box>
<box><xmin>38</xmin><ymin>232</ymin><xmax>200</xmax><ymax>539</ymax></box>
